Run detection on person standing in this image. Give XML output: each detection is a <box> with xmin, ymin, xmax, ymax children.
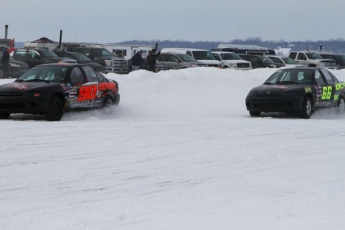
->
<box><xmin>1</xmin><ymin>47</ymin><xmax>10</xmax><ymax>78</ymax></box>
<box><xmin>147</xmin><ymin>49</ymin><xmax>161</xmax><ymax>72</ymax></box>
<box><xmin>131</xmin><ymin>51</ymin><xmax>143</xmax><ymax>71</ymax></box>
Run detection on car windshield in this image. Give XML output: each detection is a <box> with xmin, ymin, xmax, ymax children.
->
<box><xmin>281</xmin><ymin>57</ymin><xmax>298</xmax><ymax>64</ymax></box>
<box><xmin>70</xmin><ymin>52</ymin><xmax>92</xmax><ymax>62</ymax></box>
<box><xmin>176</xmin><ymin>54</ymin><xmax>196</xmax><ymax>62</ymax></box>
<box><xmin>220</xmin><ymin>53</ymin><xmax>242</xmax><ymax>60</ymax></box>
<box><xmin>93</xmin><ymin>49</ymin><xmax>113</xmax><ymax>57</ymax></box>
<box><xmin>264</xmin><ymin>69</ymin><xmax>314</xmax><ymax>84</ymax></box>
<box><xmin>306</xmin><ymin>52</ymin><xmax>323</xmax><ymax>59</ymax></box>
<box><xmin>38</xmin><ymin>50</ymin><xmax>58</xmax><ymax>58</ymax></box>
<box><xmin>260</xmin><ymin>56</ymin><xmax>274</xmax><ymax>63</ymax></box>
<box><xmin>16</xmin><ymin>66</ymin><xmax>69</xmax><ymax>82</ymax></box>
<box><xmin>192</xmin><ymin>51</ymin><xmax>216</xmax><ymax>60</ymax></box>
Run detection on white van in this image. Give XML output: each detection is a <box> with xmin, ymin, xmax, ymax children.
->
<box><xmin>160</xmin><ymin>48</ymin><xmax>221</xmax><ymax>67</ymax></box>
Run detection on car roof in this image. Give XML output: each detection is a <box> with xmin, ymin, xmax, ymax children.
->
<box><xmin>35</xmin><ymin>63</ymin><xmax>87</xmax><ymax>68</ymax></box>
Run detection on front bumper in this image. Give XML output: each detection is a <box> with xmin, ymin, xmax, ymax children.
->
<box><xmin>246</xmin><ymin>93</ymin><xmax>305</xmax><ymax>113</ymax></box>
<box><xmin>0</xmin><ymin>92</ymin><xmax>50</xmax><ymax>114</ymax></box>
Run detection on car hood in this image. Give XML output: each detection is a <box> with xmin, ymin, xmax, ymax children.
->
<box><xmin>222</xmin><ymin>60</ymin><xmax>251</xmax><ymax>64</ymax></box>
<box><xmin>0</xmin><ymin>81</ymin><xmax>61</xmax><ymax>92</ymax></box>
<box><xmin>249</xmin><ymin>84</ymin><xmax>307</xmax><ymax>94</ymax></box>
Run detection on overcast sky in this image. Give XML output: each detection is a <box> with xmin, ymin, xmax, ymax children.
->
<box><xmin>1</xmin><ymin>0</ymin><xmax>344</xmax><ymax>43</ymax></box>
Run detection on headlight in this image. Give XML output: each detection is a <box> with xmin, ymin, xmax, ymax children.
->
<box><xmin>191</xmin><ymin>64</ymin><xmax>197</xmax><ymax>67</ymax></box>
<box><xmin>317</xmin><ymin>62</ymin><xmax>325</xmax><ymax>66</ymax></box>
<box><xmin>104</xmin><ymin>60</ymin><xmax>111</xmax><ymax>66</ymax></box>
<box><xmin>269</xmin><ymin>64</ymin><xmax>277</xmax><ymax>68</ymax></box>
<box><xmin>9</xmin><ymin>63</ymin><xmax>21</xmax><ymax>67</ymax></box>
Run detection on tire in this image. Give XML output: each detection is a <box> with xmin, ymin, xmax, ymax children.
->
<box><xmin>337</xmin><ymin>97</ymin><xmax>345</xmax><ymax>114</ymax></box>
<box><xmin>102</xmin><ymin>96</ymin><xmax>114</xmax><ymax>114</ymax></box>
<box><xmin>0</xmin><ymin>113</ymin><xmax>10</xmax><ymax>119</ymax></box>
<box><xmin>249</xmin><ymin>111</ymin><xmax>261</xmax><ymax>117</ymax></box>
<box><xmin>46</xmin><ymin>96</ymin><xmax>64</xmax><ymax>121</ymax></box>
<box><xmin>301</xmin><ymin>96</ymin><xmax>312</xmax><ymax>119</ymax></box>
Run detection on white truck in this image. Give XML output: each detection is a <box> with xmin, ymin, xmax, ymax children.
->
<box><xmin>211</xmin><ymin>51</ymin><xmax>252</xmax><ymax>70</ymax></box>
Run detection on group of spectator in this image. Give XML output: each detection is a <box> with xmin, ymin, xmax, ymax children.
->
<box><xmin>131</xmin><ymin>49</ymin><xmax>161</xmax><ymax>72</ymax></box>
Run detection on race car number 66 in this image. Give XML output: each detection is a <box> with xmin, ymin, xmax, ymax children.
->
<box><xmin>322</xmin><ymin>86</ymin><xmax>332</xmax><ymax>100</ymax></box>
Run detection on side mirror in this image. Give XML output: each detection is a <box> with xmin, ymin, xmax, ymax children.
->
<box><xmin>178</xmin><ymin>60</ymin><xmax>181</xmax><ymax>63</ymax></box>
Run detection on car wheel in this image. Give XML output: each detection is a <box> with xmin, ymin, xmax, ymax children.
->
<box><xmin>249</xmin><ymin>111</ymin><xmax>261</xmax><ymax>117</ymax></box>
<box><xmin>0</xmin><ymin>113</ymin><xmax>10</xmax><ymax>119</ymax></box>
<box><xmin>46</xmin><ymin>96</ymin><xmax>64</xmax><ymax>121</ymax></box>
<box><xmin>103</xmin><ymin>96</ymin><xmax>114</xmax><ymax>114</ymax></box>
<box><xmin>337</xmin><ymin>97</ymin><xmax>345</xmax><ymax>114</ymax></box>
<box><xmin>301</xmin><ymin>96</ymin><xmax>312</xmax><ymax>119</ymax></box>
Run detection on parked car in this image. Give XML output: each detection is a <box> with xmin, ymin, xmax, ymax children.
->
<box><xmin>246</xmin><ymin>67</ymin><xmax>345</xmax><ymax>119</ymax></box>
<box><xmin>12</xmin><ymin>48</ymin><xmax>76</xmax><ymax>69</ymax></box>
<box><xmin>160</xmin><ymin>48</ymin><xmax>221</xmax><ymax>67</ymax></box>
<box><xmin>0</xmin><ymin>51</ymin><xmax>29</xmax><ymax>78</ymax></box>
<box><xmin>288</xmin><ymin>51</ymin><xmax>337</xmax><ymax>69</ymax></box>
<box><xmin>157</xmin><ymin>52</ymin><xmax>207</xmax><ymax>69</ymax></box>
<box><xmin>211</xmin><ymin>51</ymin><xmax>252</xmax><ymax>70</ymax></box>
<box><xmin>266</xmin><ymin>55</ymin><xmax>306</xmax><ymax>67</ymax></box>
<box><xmin>0</xmin><ymin>63</ymin><xmax>120</xmax><ymax>121</ymax></box>
<box><xmin>70</xmin><ymin>46</ymin><xmax>128</xmax><ymax>74</ymax></box>
<box><xmin>319</xmin><ymin>53</ymin><xmax>345</xmax><ymax>69</ymax></box>
<box><xmin>54</xmin><ymin>50</ymin><xmax>104</xmax><ymax>72</ymax></box>
<box><xmin>238</xmin><ymin>54</ymin><xmax>284</xmax><ymax>68</ymax></box>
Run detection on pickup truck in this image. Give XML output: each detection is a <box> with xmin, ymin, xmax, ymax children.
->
<box><xmin>288</xmin><ymin>51</ymin><xmax>337</xmax><ymax>69</ymax></box>
<box><xmin>12</xmin><ymin>48</ymin><xmax>76</xmax><ymax>68</ymax></box>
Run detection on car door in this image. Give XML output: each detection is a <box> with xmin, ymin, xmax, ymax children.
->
<box><xmin>319</xmin><ymin>69</ymin><xmax>337</xmax><ymax>106</ymax></box>
<box><xmin>296</xmin><ymin>53</ymin><xmax>308</xmax><ymax>66</ymax></box>
<box><xmin>67</xmin><ymin>66</ymin><xmax>95</xmax><ymax>108</ymax></box>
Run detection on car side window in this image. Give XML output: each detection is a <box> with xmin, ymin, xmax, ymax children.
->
<box><xmin>320</xmin><ymin>69</ymin><xmax>336</xmax><ymax>84</ymax></box>
<box><xmin>15</xmin><ymin>50</ymin><xmax>27</xmax><ymax>58</ymax></box>
<box><xmin>186</xmin><ymin>51</ymin><xmax>193</xmax><ymax>57</ymax></box>
<box><xmin>82</xmin><ymin>66</ymin><xmax>98</xmax><ymax>82</ymax></box>
<box><xmin>297</xmin><ymin>53</ymin><xmax>306</xmax><ymax>60</ymax></box>
<box><xmin>289</xmin><ymin>52</ymin><xmax>296</xmax><ymax>59</ymax></box>
<box><xmin>168</xmin><ymin>55</ymin><xmax>179</xmax><ymax>62</ymax></box>
<box><xmin>314</xmin><ymin>70</ymin><xmax>325</xmax><ymax>85</ymax></box>
<box><xmin>29</xmin><ymin>50</ymin><xmax>40</xmax><ymax>59</ymax></box>
<box><xmin>96</xmin><ymin>71</ymin><xmax>106</xmax><ymax>82</ymax></box>
<box><xmin>213</xmin><ymin>54</ymin><xmax>221</xmax><ymax>61</ymax></box>
<box><xmin>69</xmin><ymin>67</ymin><xmax>85</xmax><ymax>86</ymax></box>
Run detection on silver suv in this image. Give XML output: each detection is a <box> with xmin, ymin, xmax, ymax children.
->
<box><xmin>288</xmin><ymin>51</ymin><xmax>336</xmax><ymax>69</ymax></box>
<box><xmin>157</xmin><ymin>52</ymin><xmax>207</xmax><ymax>69</ymax></box>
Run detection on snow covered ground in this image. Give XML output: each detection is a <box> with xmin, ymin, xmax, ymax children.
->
<box><xmin>1</xmin><ymin>67</ymin><xmax>345</xmax><ymax>230</ymax></box>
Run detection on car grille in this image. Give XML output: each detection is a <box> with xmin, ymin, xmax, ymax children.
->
<box><xmin>112</xmin><ymin>60</ymin><xmax>127</xmax><ymax>71</ymax></box>
<box><xmin>0</xmin><ymin>102</ymin><xmax>25</xmax><ymax>109</ymax></box>
<box><xmin>237</xmin><ymin>63</ymin><xmax>250</xmax><ymax>68</ymax></box>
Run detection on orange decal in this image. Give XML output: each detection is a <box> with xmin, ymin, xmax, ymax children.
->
<box><xmin>99</xmin><ymin>82</ymin><xmax>116</xmax><ymax>91</ymax></box>
<box><xmin>78</xmin><ymin>85</ymin><xmax>97</xmax><ymax>101</ymax></box>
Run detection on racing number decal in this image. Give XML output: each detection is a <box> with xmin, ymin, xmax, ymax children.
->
<box><xmin>322</xmin><ymin>86</ymin><xmax>332</xmax><ymax>100</ymax></box>
<box><xmin>78</xmin><ymin>85</ymin><xmax>97</xmax><ymax>101</ymax></box>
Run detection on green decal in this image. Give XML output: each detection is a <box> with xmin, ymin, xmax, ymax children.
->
<box><xmin>322</xmin><ymin>86</ymin><xmax>332</xmax><ymax>100</ymax></box>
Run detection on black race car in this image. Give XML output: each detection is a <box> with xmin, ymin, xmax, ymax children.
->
<box><xmin>0</xmin><ymin>63</ymin><xmax>120</xmax><ymax>121</ymax></box>
<box><xmin>245</xmin><ymin>67</ymin><xmax>345</xmax><ymax>118</ymax></box>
